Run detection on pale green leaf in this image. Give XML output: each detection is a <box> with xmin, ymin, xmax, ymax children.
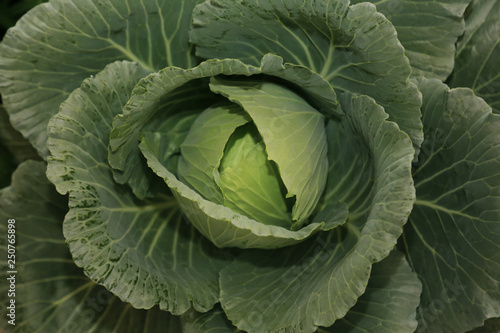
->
<box><xmin>218</xmin><ymin>124</ymin><xmax>292</xmax><ymax>228</ymax></box>
<box><xmin>46</xmin><ymin>60</ymin><xmax>230</xmax><ymax>314</ymax></box>
<box><xmin>0</xmin><ymin>0</ymin><xmax>202</xmax><ymax>157</ymax></box>
<box><xmin>140</xmin><ymin>131</ymin><xmax>347</xmax><ymax>249</ymax></box>
<box><xmin>209</xmin><ymin>77</ymin><xmax>328</xmax><ymax>225</ymax></box>
<box><xmin>257</xmin><ymin>53</ymin><xmax>341</xmax><ymax>119</ymax></box>
<box><xmin>0</xmin><ymin>161</ymin><xmax>182</xmax><ymax>332</ymax></box>
<box><xmin>449</xmin><ymin>0</ymin><xmax>500</xmax><ymax>113</ymax></box>
<box><xmin>190</xmin><ymin>0</ymin><xmax>423</xmax><ymax>154</ymax></box>
<box><xmin>404</xmin><ymin>78</ymin><xmax>500</xmax><ymax>332</ymax></box>
<box><xmin>178</xmin><ymin>102</ymin><xmax>251</xmax><ymax>204</ymax></box>
<box><xmin>217</xmin><ymin>92</ymin><xmax>415</xmax><ymax>333</ymax></box>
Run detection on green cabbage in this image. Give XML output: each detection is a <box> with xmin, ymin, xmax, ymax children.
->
<box><xmin>0</xmin><ymin>0</ymin><xmax>499</xmax><ymax>332</ymax></box>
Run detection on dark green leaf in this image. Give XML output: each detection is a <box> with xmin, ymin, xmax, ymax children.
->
<box><xmin>181</xmin><ymin>305</ymin><xmax>240</xmax><ymax>333</ymax></box>
<box><xmin>350</xmin><ymin>0</ymin><xmax>472</xmax><ymax>80</ymax></box>
<box><xmin>0</xmin><ymin>161</ymin><xmax>182</xmax><ymax>332</ymax></box>
<box><xmin>320</xmin><ymin>250</ymin><xmax>422</xmax><ymax>333</ymax></box>
<box><xmin>0</xmin><ymin>105</ymin><xmax>40</xmax><ymax>164</ymax></box>
<box><xmin>449</xmin><ymin>0</ymin><xmax>500</xmax><ymax>113</ymax></box>
<box><xmin>467</xmin><ymin>318</ymin><xmax>500</xmax><ymax>333</ymax></box>
<box><xmin>46</xmin><ymin>60</ymin><xmax>230</xmax><ymax>314</ymax></box>
<box><xmin>0</xmin><ymin>0</ymin><xmax>202</xmax><ymax>157</ymax></box>
<box><xmin>0</xmin><ymin>139</ymin><xmax>16</xmax><ymax>188</ymax></box>
<box><xmin>190</xmin><ymin>0</ymin><xmax>423</xmax><ymax>155</ymax></box>
<box><xmin>404</xmin><ymin>78</ymin><xmax>500</xmax><ymax>332</ymax></box>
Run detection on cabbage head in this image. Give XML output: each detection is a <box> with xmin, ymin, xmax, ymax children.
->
<box><xmin>0</xmin><ymin>0</ymin><xmax>499</xmax><ymax>332</ymax></box>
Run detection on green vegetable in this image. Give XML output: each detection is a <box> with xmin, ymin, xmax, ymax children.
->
<box><xmin>0</xmin><ymin>0</ymin><xmax>499</xmax><ymax>332</ymax></box>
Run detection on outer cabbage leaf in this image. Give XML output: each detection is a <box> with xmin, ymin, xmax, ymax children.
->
<box><xmin>180</xmin><ymin>250</ymin><xmax>422</xmax><ymax>333</ymax></box>
<box><xmin>404</xmin><ymin>78</ymin><xmax>500</xmax><ymax>332</ymax></box>
<box><xmin>449</xmin><ymin>0</ymin><xmax>500</xmax><ymax>113</ymax></box>
<box><xmin>180</xmin><ymin>305</ymin><xmax>238</xmax><ymax>333</ymax></box>
<box><xmin>0</xmin><ymin>161</ymin><xmax>182</xmax><ymax>332</ymax></box>
<box><xmin>216</xmin><ymin>92</ymin><xmax>415</xmax><ymax>333</ymax></box>
<box><xmin>0</xmin><ymin>105</ymin><xmax>40</xmax><ymax>164</ymax></box>
<box><xmin>0</xmin><ymin>0</ymin><xmax>202</xmax><ymax>157</ymax></box>
<box><xmin>0</xmin><ymin>0</ymin><xmax>48</xmax><ymax>33</ymax></box>
<box><xmin>190</xmin><ymin>0</ymin><xmax>423</xmax><ymax>155</ymax></box>
<box><xmin>111</xmin><ymin>77</ymin><xmax>220</xmax><ymax>200</ymax></box>
<box><xmin>0</xmin><ymin>105</ymin><xmax>40</xmax><ymax>187</ymax></box>
<box><xmin>46</xmin><ymin>60</ymin><xmax>231</xmax><ymax>314</ymax></box>
<box><xmin>320</xmin><ymin>249</ymin><xmax>422</xmax><ymax>333</ymax></box>
<box><xmin>350</xmin><ymin>0</ymin><xmax>472</xmax><ymax>80</ymax></box>
<box><xmin>109</xmin><ymin>53</ymin><xmax>340</xmax><ymax>216</ymax></box>
<box><xmin>467</xmin><ymin>318</ymin><xmax>500</xmax><ymax>333</ymax></box>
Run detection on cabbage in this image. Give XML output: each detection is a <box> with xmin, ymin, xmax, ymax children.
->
<box><xmin>0</xmin><ymin>0</ymin><xmax>499</xmax><ymax>332</ymax></box>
